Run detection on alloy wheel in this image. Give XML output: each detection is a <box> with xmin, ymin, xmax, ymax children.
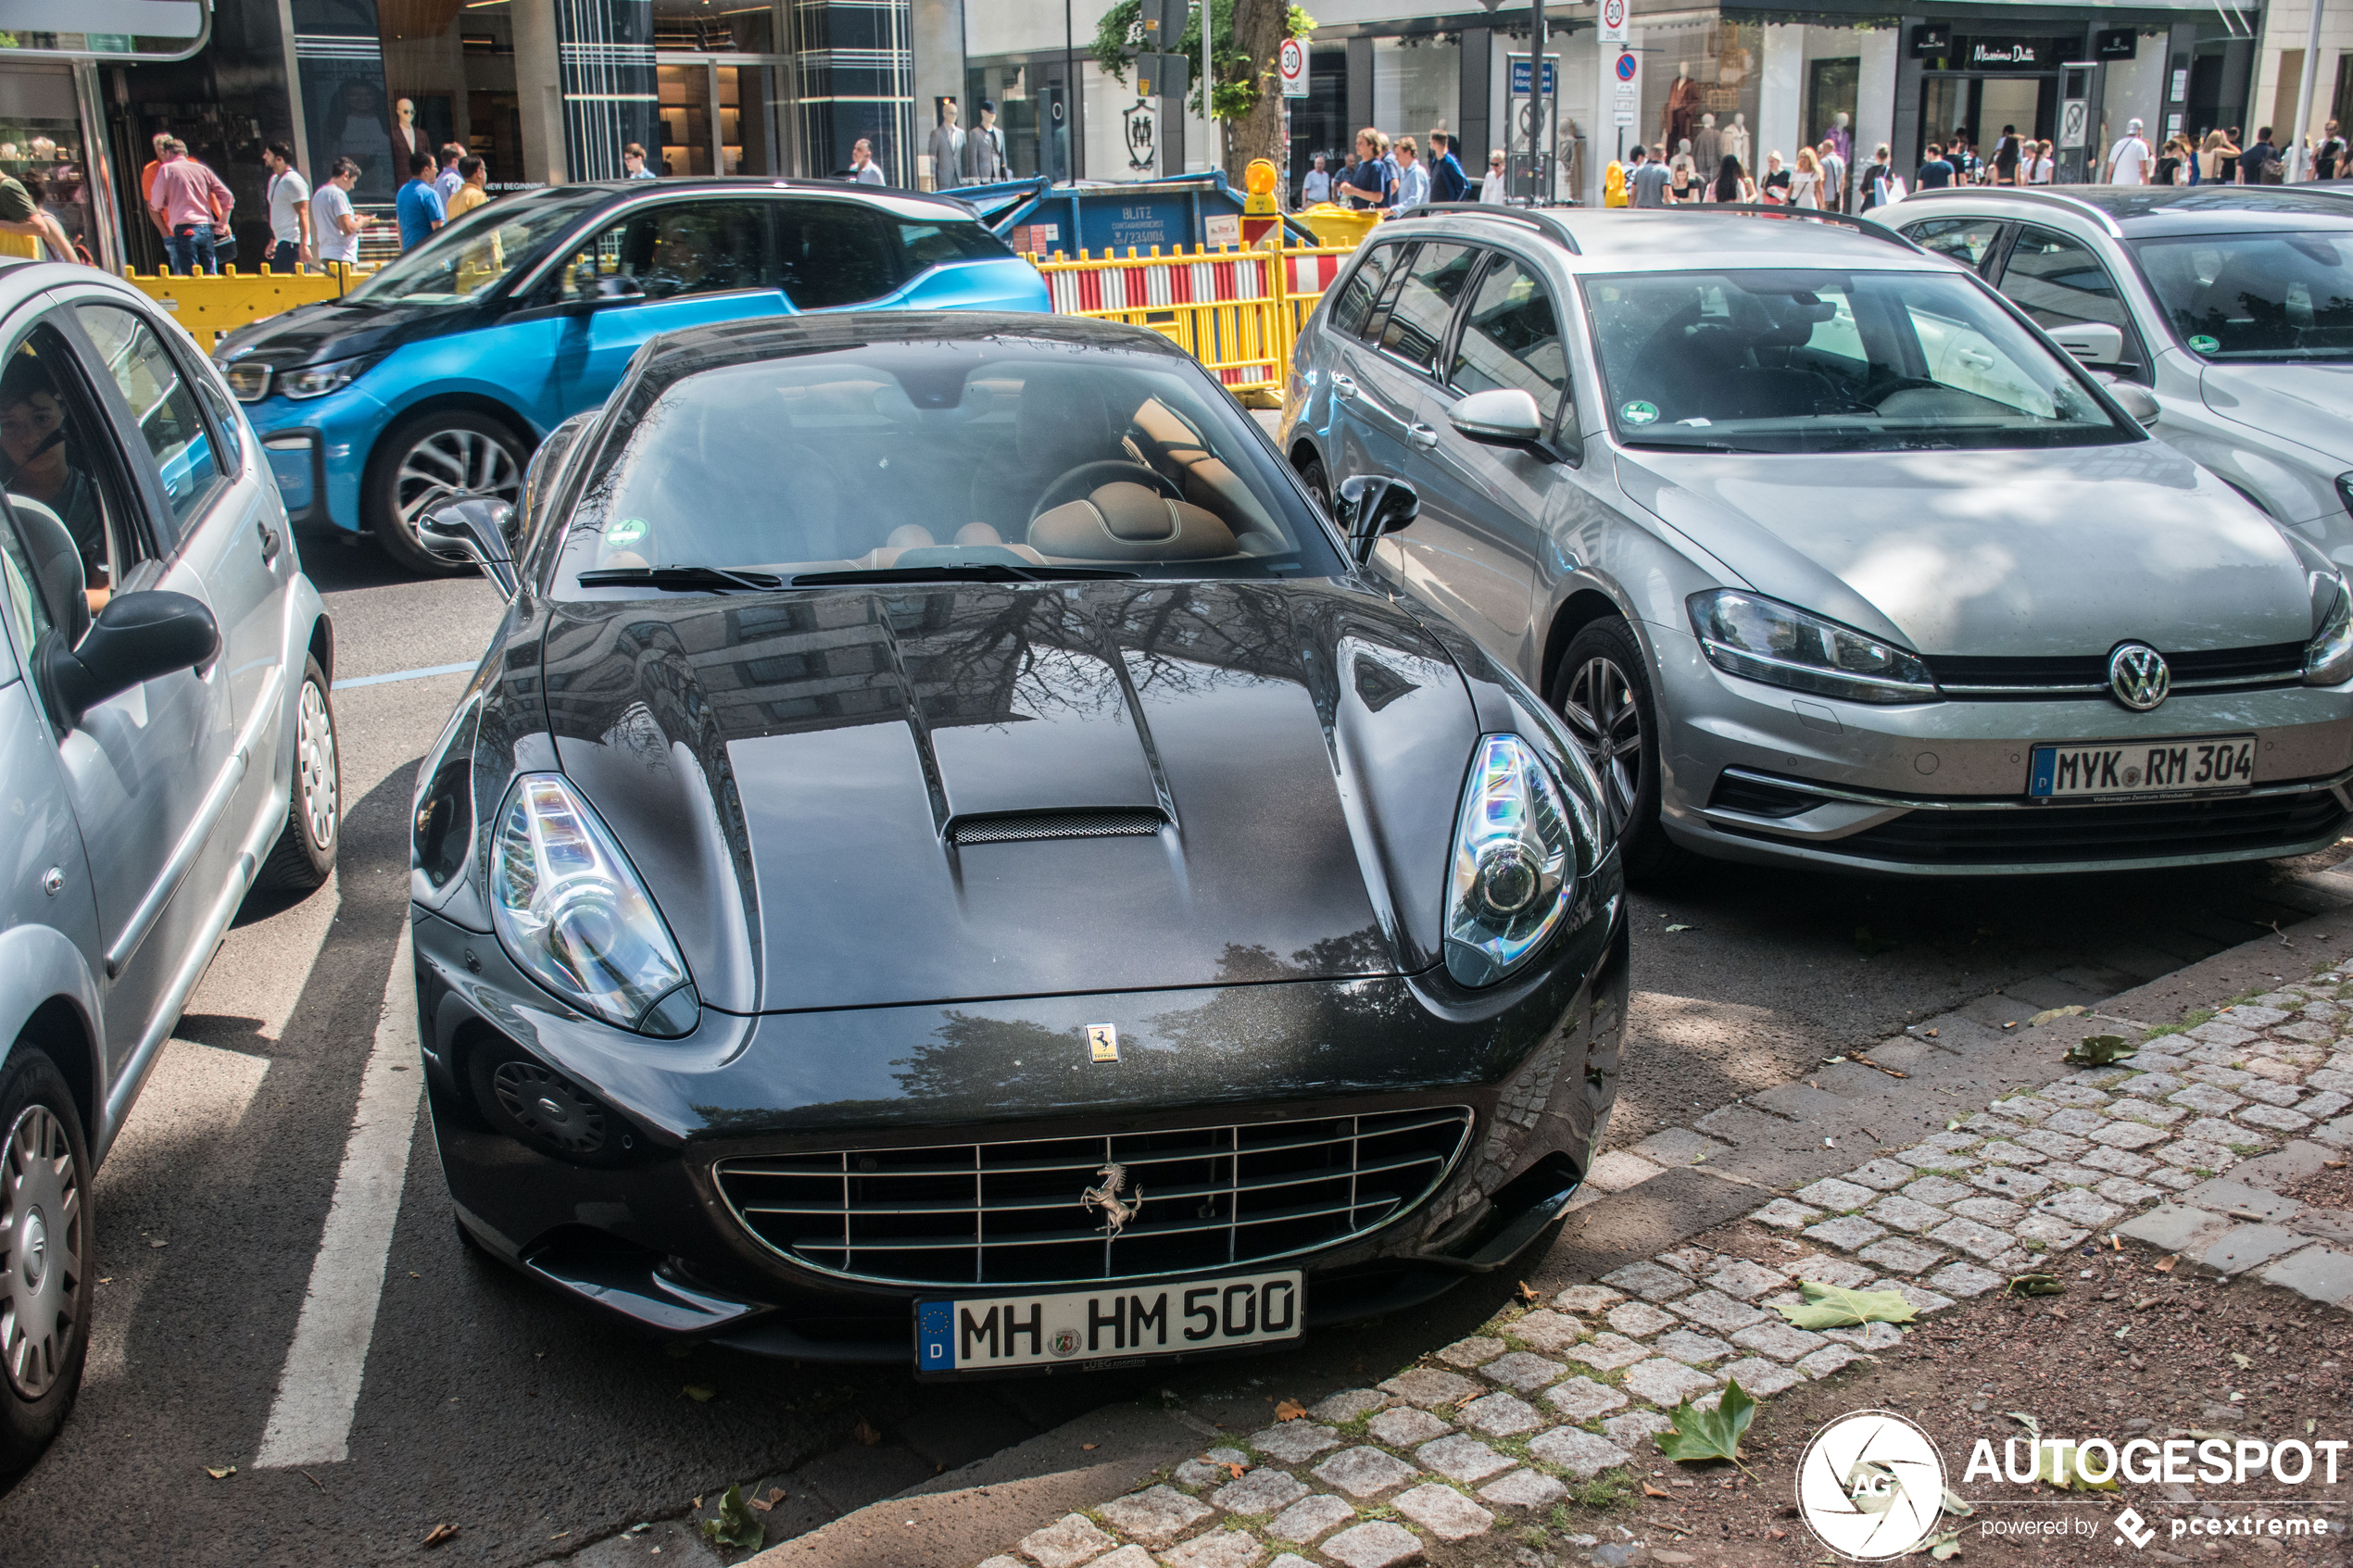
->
<box><xmin>1560</xmin><ymin>655</ymin><xmax>1642</xmax><ymax>834</ymax></box>
<box><xmin>0</xmin><ymin>1104</ymin><xmax>82</xmax><ymax>1399</ymax></box>
<box><xmin>393</xmin><ymin>426</ymin><xmax>522</xmax><ymax>538</ymax></box>
<box><xmin>295</xmin><ymin>679</ymin><xmax>339</xmax><ymax>851</ymax></box>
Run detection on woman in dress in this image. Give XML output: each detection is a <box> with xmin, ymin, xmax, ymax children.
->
<box><xmin>1791</xmin><ymin>145</ymin><xmax>1823</xmax><ymax>208</ymax></box>
<box><xmin>1669</xmin><ymin>140</ymin><xmax>1696</xmax><ymax>204</ymax></box>
<box><xmin>2198</xmin><ymin>128</ymin><xmax>2238</xmax><ymax>185</ymax></box>
<box><xmin>1992</xmin><ymin>128</ymin><xmax>2021</xmax><ymax>184</ymax></box>
<box><xmin>1712</xmin><ymin>154</ymin><xmax>1755</xmax><ymax>205</ymax></box>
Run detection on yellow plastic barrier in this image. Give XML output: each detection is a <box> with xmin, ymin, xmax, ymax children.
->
<box><xmin>1026</xmin><ymin>236</ymin><xmax>1357</xmax><ymax>406</ymax></box>
<box><xmin>120</xmin><ymin>263</ymin><xmax>369</xmax><ymax>345</ymax></box>
<box><xmin>1295</xmin><ymin>203</ymin><xmax>1380</xmax><ymax>249</ymax></box>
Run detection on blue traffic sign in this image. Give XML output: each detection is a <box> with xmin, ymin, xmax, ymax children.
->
<box><xmin>1508</xmin><ymin>58</ymin><xmax>1557</xmax><ymax>95</ymax></box>
<box><xmin>1616</xmin><ymin>51</ymin><xmax>1639</xmax><ymax>82</ymax></box>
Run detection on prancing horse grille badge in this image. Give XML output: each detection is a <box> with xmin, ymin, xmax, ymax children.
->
<box><xmin>1086</xmin><ymin>1023</ymin><xmax>1120</xmax><ymax>1062</ymax></box>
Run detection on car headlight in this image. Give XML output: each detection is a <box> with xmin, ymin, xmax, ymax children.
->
<box><xmin>1445</xmin><ymin>734</ymin><xmax>1579</xmax><ymax>988</ymax></box>
<box><xmin>1688</xmin><ymin>589</ymin><xmax>1940</xmax><ymax>706</ymax></box>
<box><xmin>2307</xmin><ymin>573</ymin><xmax>2353</xmax><ymax>686</ymax></box>
<box><xmin>489</xmin><ymin>773</ymin><xmax>699</xmax><ymax>1036</ymax></box>
<box><xmin>278</xmin><ymin>355</ymin><xmax>378</xmax><ymax>400</ymax></box>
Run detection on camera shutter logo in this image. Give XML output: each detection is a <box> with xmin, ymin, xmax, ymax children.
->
<box><xmin>1796</xmin><ymin>1411</ymin><xmax>1947</xmax><ymax>1560</ymax></box>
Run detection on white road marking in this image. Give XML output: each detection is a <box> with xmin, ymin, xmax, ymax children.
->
<box><xmin>333</xmin><ymin>660</ymin><xmax>476</xmax><ymax>691</ymax></box>
<box><xmin>254</xmin><ymin>923</ymin><xmax>422</xmax><ymax>1468</ymax></box>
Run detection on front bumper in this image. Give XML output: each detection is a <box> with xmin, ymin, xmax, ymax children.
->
<box><xmin>412</xmin><ymin>900</ymin><xmax>1629</xmax><ymax>1363</ymax></box>
<box><xmin>1650</xmin><ymin>621</ymin><xmax>2353</xmax><ymax>874</ymax></box>
<box><xmin>243</xmin><ymin>384</ymin><xmax>392</xmax><ymax>533</ymax></box>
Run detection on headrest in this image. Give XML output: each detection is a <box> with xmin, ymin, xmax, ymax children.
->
<box><xmin>7</xmin><ymin>494</ymin><xmax>86</xmax><ymax>645</ymax></box>
<box><xmin>1028</xmin><ymin>483</ymin><xmax>1238</xmax><ymax>561</ymax></box>
<box><xmin>1015</xmin><ymin>372</ymin><xmax>1117</xmax><ymax>465</ymax></box>
<box><xmin>887</xmin><ymin>524</ymin><xmax>935</xmax><ymax>549</ymax></box>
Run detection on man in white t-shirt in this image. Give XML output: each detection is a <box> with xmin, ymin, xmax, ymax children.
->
<box><xmin>311</xmin><ymin>157</ymin><xmax>372</xmax><ymax>267</ymax></box>
<box><xmin>2106</xmin><ymin>119</ymin><xmax>2153</xmax><ymax>184</ymax></box>
<box><xmin>262</xmin><ymin>141</ymin><xmax>312</xmax><ymax>270</ymax></box>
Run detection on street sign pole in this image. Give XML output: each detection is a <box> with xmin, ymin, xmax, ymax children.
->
<box><xmin>1527</xmin><ymin>0</ymin><xmax>1546</xmax><ymax>201</ymax></box>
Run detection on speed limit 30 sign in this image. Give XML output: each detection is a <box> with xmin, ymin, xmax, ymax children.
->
<box><xmin>1278</xmin><ymin>36</ymin><xmax>1308</xmax><ymax>96</ymax></box>
<box><xmin>1600</xmin><ymin>0</ymin><xmax>1627</xmax><ymax>42</ymax></box>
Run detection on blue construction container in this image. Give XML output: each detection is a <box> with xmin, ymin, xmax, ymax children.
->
<box><xmin>949</xmin><ymin>171</ymin><xmax>1319</xmax><ymax>257</ymax></box>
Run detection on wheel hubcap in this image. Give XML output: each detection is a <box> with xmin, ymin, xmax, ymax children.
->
<box><xmin>296</xmin><ymin>679</ymin><xmax>339</xmax><ymax>851</ymax></box>
<box><xmin>1</xmin><ymin>1104</ymin><xmax>81</xmax><ymax>1399</ymax></box>
<box><xmin>1561</xmin><ymin>655</ymin><xmax>1642</xmax><ymax>834</ymax></box>
<box><xmin>394</xmin><ymin>427</ymin><xmax>521</xmax><ymax>541</ymax></box>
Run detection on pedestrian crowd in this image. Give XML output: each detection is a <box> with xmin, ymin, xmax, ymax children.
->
<box><xmin>1300</xmin><ymin>128</ymin><xmax>1489</xmax><ymax>211</ymax></box>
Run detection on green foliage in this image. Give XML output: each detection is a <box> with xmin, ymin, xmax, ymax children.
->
<box><xmin>2064</xmin><ymin>1034</ymin><xmax>2137</xmax><ymax>1066</ymax></box>
<box><xmin>1093</xmin><ymin>0</ymin><xmax>1315</xmax><ymax>119</ymax></box>
<box><xmin>1572</xmin><ymin>1468</ymin><xmax>1633</xmax><ymax>1510</ymax></box>
<box><xmin>2007</xmin><ymin>1273</ymin><xmax>2065</xmax><ymax>1296</ymax></box>
<box><xmin>1655</xmin><ymin>1378</ymin><xmax>1757</xmax><ymax>1477</ymax></box>
<box><xmin>1773</xmin><ymin>1281</ymin><xmax>1920</xmax><ymax>1331</ymax></box>
<box><xmin>699</xmin><ymin>1486</ymin><xmax>765</xmax><ymax>1553</ymax></box>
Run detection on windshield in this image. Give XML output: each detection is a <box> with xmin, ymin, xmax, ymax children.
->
<box><xmin>1582</xmin><ymin>268</ymin><xmax>2130</xmax><ymax>452</ymax></box>
<box><xmin>2131</xmin><ymin>230</ymin><xmax>2353</xmax><ymax>361</ymax></box>
<box><xmin>557</xmin><ymin>341</ymin><xmax>1346</xmax><ymax>591</ymax></box>
<box><xmin>345</xmin><ymin>191</ymin><xmax>604</xmax><ymax>307</ymax></box>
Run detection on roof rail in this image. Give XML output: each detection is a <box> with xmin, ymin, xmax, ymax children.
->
<box><xmin>1389</xmin><ymin>202</ymin><xmax>1583</xmax><ymax>255</ymax></box>
<box><xmin>1655</xmin><ymin>203</ymin><xmax>1927</xmax><ymax>254</ymax></box>
<box><xmin>1899</xmin><ymin>184</ymin><xmax>2125</xmax><ymax>237</ymax></box>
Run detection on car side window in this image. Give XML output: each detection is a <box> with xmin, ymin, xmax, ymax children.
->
<box><xmin>895</xmin><ymin>220</ymin><xmax>1013</xmax><ymax>271</ymax></box>
<box><xmin>1448</xmin><ymin>254</ymin><xmax>1569</xmax><ymax>425</ymax></box>
<box><xmin>1906</xmin><ymin>217</ymin><xmax>2007</xmax><ymax>274</ymax></box>
<box><xmin>1328</xmin><ymin>242</ymin><xmax>1405</xmax><ymax>341</ymax></box>
<box><xmin>775</xmin><ymin>201</ymin><xmax>899</xmax><ymax>309</ymax></box>
<box><xmin>1999</xmin><ymin>225</ymin><xmax>2141</xmax><ymax>365</ymax></box>
<box><xmin>3</xmin><ymin>318</ymin><xmax>153</xmax><ymax>611</ymax></box>
<box><xmin>1378</xmin><ymin>243</ymin><xmax>1479</xmax><ymax>372</ymax></box>
<box><xmin>556</xmin><ymin>200</ymin><xmax>780</xmax><ymax>304</ymax></box>
<box><xmin>73</xmin><ymin>302</ymin><xmax>225</xmax><ymax>538</ymax></box>
<box><xmin>0</xmin><ymin>495</ymin><xmax>54</xmax><ymax>659</ymax></box>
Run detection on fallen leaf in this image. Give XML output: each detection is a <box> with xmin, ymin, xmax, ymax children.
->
<box><xmin>2032</xmin><ymin>1005</ymin><xmax>2088</xmax><ymax>1027</ymax></box>
<box><xmin>422</xmin><ymin>1524</ymin><xmax>459</xmax><ymax>1548</ymax></box>
<box><xmin>683</xmin><ymin>1385</ymin><xmax>716</xmax><ymax>1402</ymax></box>
<box><xmin>851</xmin><ymin>1416</ymin><xmax>881</xmax><ymax>1446</ymax></box>
<box><xmin>1924</xmin><ymin>1028</ymin><xmax>1939</xmax><ymax>1038</ymax></box>
<box><xmin>1225</xmin><ymin>1462</ymin><xmax>1245</xmax><ymax>1479</ymax></box>
<box><xmin>204</xmin><ymin>1464</ymin><xmax>235</xmax><ymax>1480</ymax></box>
<box><xmin>2007</xmin><ymin>1273</ymin><xmax>2064</xmax><ymax>1297</ymax></box>
<box><xmin>1665</xmin><ymin>923</ymin><xmax>1695</xmax><ymax>933</ymax></box>
<box><xmin>2155</xmin><ymin>1255</ymin><xmax>2178</xmax><ymax>1273</ymax></box>
<box><xmin>2231</xmin><ymin>1351</ymin><xmax>2254</xmax><ymax>1370</ymax></box>
<box><xmin>2064</xmin><ymin>1035</ymin><xmax>2137</xmax><ymax>1067</ymax></box>
<box><xmin>1275</xmin><ymin>1399</ymin><xmax>1307</xmax><ymax>1421</ymax></box>
<box><xmin>694</xmin><ymin>1496</ymin><xmax>703</xmax><ymax>1509</ymax></box>
<box><xmin>1774</xmin><ymin>1281</ymin><xmax>1919</xmax><ymax>1331</ymax></box>
<box><xmin>1941</xmin><ymin>1486</ymin><xmax>1974</xmax><ymax>1519</ymax></box>
<box><xmin>1642</xmin><ymin>1482</ymin><xmax>1673</xmax><ymax>1498</ymax></box>
<box><xmin>1655</xmin><ymin>1377</ymin><xmax>1758</xmax><ymax>1477</ymax></box>
<box><xmin>150</xmin><ymin>1238</ymin><xmax>169</xmax><ymax>1248</ymax></box>
<box><xmin>1927</xmin><ymin>1527</ymin><xmax>1963</xmax><ymax>1561</ymax></box>
<box><xmin>1946</xmin><ymin>1120</ymin><xmax>1960</xmax><ymax>1132</ymax></box>
<box><xmin>1516</xmin><ymin>1281</ymin><xmax>1540</xmax><ymax>1303</ymax></box>
<box><xmin>699</xmin><ymin>1485</ymin><xmax>764</xmax><ymax>1552</ymax></box>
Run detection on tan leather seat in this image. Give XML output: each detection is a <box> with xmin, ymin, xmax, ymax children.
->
<box><xmin>969</xmin><ymin>371</ymin><xmax>1125</xmax><ymax>535</ymax></box>
<box><xmin>1028</xmin><ymin>482</ymin><xmax>1239</xmax><ymax>561</ymax></box>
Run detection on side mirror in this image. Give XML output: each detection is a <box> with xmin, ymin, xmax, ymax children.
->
<box><xmin>419</xmin><ymin>496</ymin><xmax>521</xmax><ymax>598</ymax></box>
<box><xmin>2049</xmin><ymin>322</ymin><xmax>2126</xmax><ymax>367</ymax></box>
<box><xmin>2097</xmin><ymin>378</ymin><xmax>2162</xmax><ymax>429</ymax></box>
<box><xmin>1449</xmin><ymin>387</ymin><xmax>1547</xmax><ymax>446</ymax></box>
<box><xmin>1336</xmin><ymin>474</ymin><xmax>1420</xmax><ymax>565</ymax></box>
<box><xmin>42</xmin><ymin>589</ymin><xmax>220</xmax><ymax>730</ymax></box>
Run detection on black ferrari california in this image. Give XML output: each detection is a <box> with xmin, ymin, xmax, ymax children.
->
<box><xmin>408</xmin><ymin>312</ymin><xmax>1629</xmax><ymax>1374</ymax></box>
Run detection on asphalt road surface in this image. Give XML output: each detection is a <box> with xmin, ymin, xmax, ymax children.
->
<box><xmin>1</xmin><ymin>530</ymin><xmax>2343</xmax><ymax>1566</ymax></box>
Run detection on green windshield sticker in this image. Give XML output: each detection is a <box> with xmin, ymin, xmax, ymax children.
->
<box><xmin>1620</xmin><ymin>400</ymin><xmax>1659</xmax><ymax>425</ymax></box>
<box><xmin>2188</xmin><ymin>334</ymin><xmax>2220</xmax><ymax>354</ymax></box>
<box><xmin>610</xmin><ymin>517</ymin><xmax>649</xmax><ymax>546</ymax></box>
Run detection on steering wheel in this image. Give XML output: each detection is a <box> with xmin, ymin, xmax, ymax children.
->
<box><xmin>1028</xmin><ymin>460</ymin><xmax>1184</xmax><ymax>526</ymax></box>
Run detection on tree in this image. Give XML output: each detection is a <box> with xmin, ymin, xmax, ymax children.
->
<box><xmin>1093</xmin><ymin>0</ymin><xmax>1314</xmax><ymax>182</ymax></box>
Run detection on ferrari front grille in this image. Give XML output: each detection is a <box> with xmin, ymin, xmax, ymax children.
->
<box><xmin>713</xmin><ymin>1108</ymin><xmax>1475</xmax><ymax>1286</ymax></box>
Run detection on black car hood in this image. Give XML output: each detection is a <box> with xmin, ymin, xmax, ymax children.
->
<box><xmin>213</xmin><ymin>295</ymin><xmax>485</xmax><ymax>370</ymax></box>
<box><xmin>542</xmin><ymin>579</ymin><xmax>1483</xmax><ymax>1015</ymax></box>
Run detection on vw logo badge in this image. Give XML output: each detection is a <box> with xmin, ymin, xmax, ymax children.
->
<box><xmin>2108</xmin><ymin>643</ymin><xmax>2170</xmax><ymax>710</ymax></box>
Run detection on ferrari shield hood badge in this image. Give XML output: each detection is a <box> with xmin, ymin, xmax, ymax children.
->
<box><xmin>1086</xmin><ymin>1023</ymin><xmax>1120</xmax><ymax>1062</ymax></box>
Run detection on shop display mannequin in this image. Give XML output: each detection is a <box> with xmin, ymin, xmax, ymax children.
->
<box><xmin>1661</xmin><ymin>61</ymin><xmax>1701</xmax><ymax>153</ymax></box>
<box><xmin>388</xmin><ymin>97</ymin><xmax>426</xmax><ymax>175</ymax></box>
<box><xmin>1723</xmin><ymin>113</ymin><xmax>1750</xmax><ymax>169</ymax></box>
<box><xmin>1692</xmin><ymin>112</ymin><xmax>1722</xmax><ymax>173</ymax></box>
<box><xmin>1823</xmin><ymin>110</ymin><xmax>1852</xmax><ymax>165</ymax></box>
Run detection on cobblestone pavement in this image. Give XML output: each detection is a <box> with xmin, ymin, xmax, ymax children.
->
<box><xmin>902</xmin><ymin>951</ymin><xmax>2353</xmax><ymax>1568</ymax></box>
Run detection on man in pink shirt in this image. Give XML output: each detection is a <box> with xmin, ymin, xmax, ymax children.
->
<box><xmin>148</xmin><ymin>138</ymin><xmax>233</xmax><ymax>274</ymax></box>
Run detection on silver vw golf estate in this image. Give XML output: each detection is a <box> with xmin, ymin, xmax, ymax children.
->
<box><xmin>1280</xmin><ymin>205</ymin><xmax>2353</xmax><ymax>880</ymax></box>
<box><xmin>0</xmin><ymin>262</ymin><xmax>337</xmax><ymax>1467</ymax></box>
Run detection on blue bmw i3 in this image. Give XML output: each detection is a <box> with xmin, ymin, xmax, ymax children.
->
<box><xmin>213</xmin><ymin>178</ymin><xmax>1050</xmax><ymax>571</ymax></box>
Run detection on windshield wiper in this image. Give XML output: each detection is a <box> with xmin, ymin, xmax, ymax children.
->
<box><xmin>577</xmin><ymin>564</ymin><xmax>785</xmax><ymax>592</ymax></box>
<box><xmin>789</xmin><ymin>563</ymin><xmax>1139</xmax><ymax>585</ymax></box>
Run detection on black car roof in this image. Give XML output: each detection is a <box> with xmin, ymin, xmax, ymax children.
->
<box><xmin>629</xmin><ymin>311</ymin><xmax>1190</xmax><ymax>399</ymax></box>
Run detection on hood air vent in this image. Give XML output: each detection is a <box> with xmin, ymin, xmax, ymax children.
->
<box><xmin>951</xmin><ymin>809</ymin><xmax>1165</xmax><ymax>847</ymax></box>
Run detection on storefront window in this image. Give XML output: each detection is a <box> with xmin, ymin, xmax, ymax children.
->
<box><xmin>0</xmin><ymin>67</ymin><xmax>90</xmax><ymax>261</ymax></box>
<box><xmin>1372</xmin><ymin>34</ymin><xmax>1458</xmax><ymax>149</ymax></box>
<box><xmin>1638</xmin><ymin>20</ymin><xmax>1760</xmax><ymax>176</ymax></box>
<box><xmin>1287</xmin><ymin>43</ymin><xmax>1345</xmax><ymax>197</ymax></box>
